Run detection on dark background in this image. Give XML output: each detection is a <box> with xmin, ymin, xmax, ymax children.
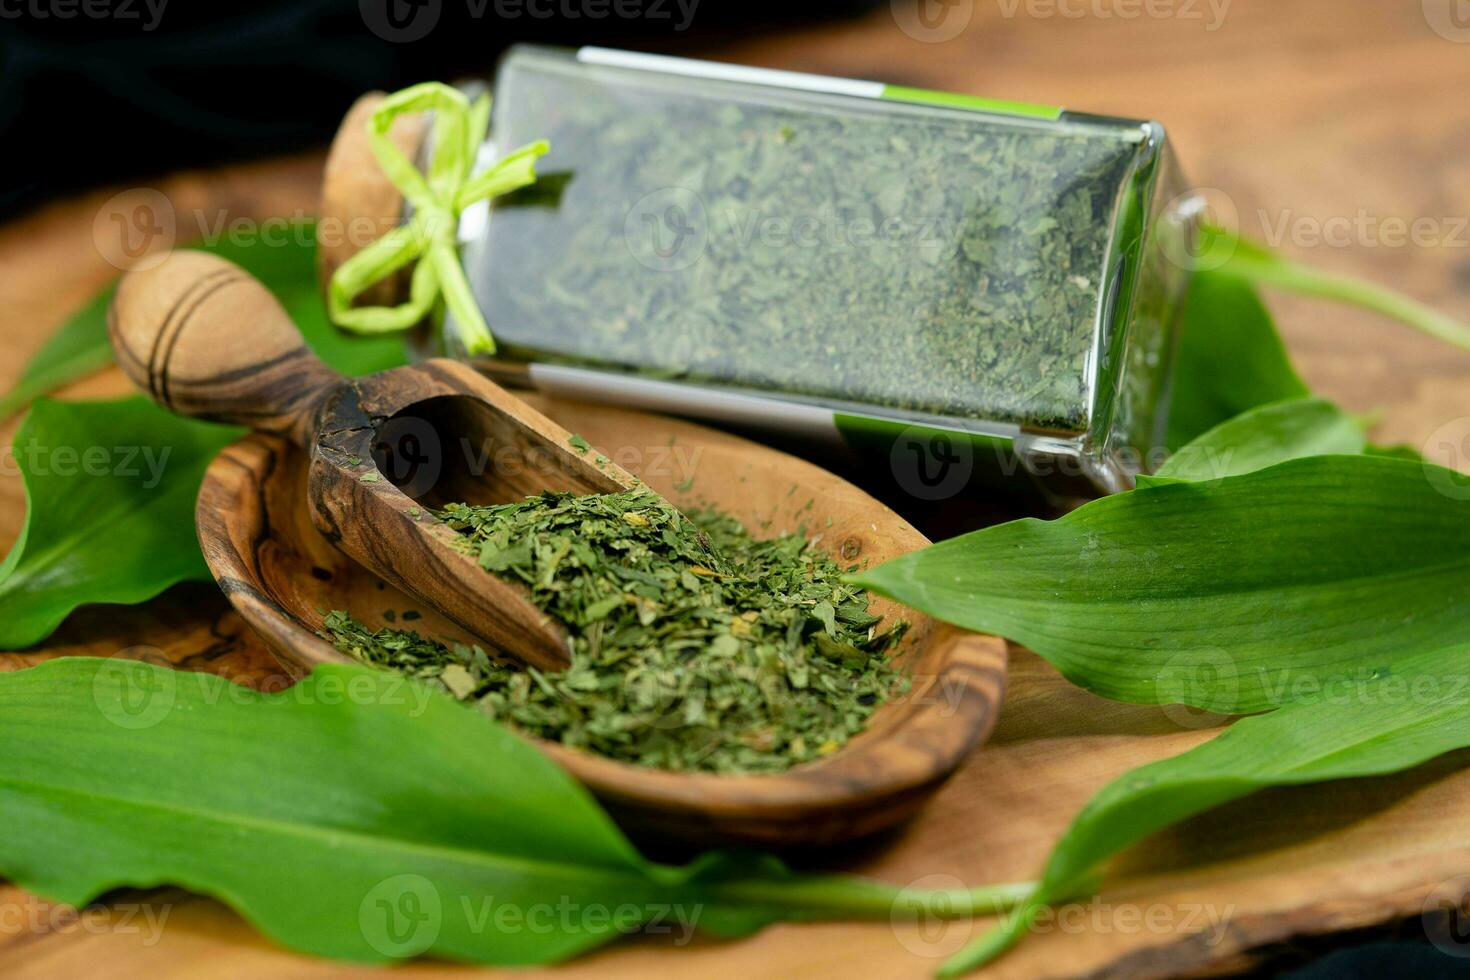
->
<box><xmin>0</xmin><ymin>0</ymin><xmax>880</xmax><ymax>220</ymax></box>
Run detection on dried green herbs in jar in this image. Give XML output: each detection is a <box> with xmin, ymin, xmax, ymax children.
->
<box><xmin>321</xmin><ymin>488</ymin><xmax>908</xmax><ymax>774</ymax></box>
<box><xmin>453</xmin><ymin>46</ymin><xmax>1193</xmax><ymax>493</ymax></box>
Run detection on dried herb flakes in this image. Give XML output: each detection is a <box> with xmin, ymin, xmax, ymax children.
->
<box><xmin>473</xmin><ymin>54</ymin><xmax>1139</xmax><ymax>432</ymax></box>
<box><xmin>323</xmin><ymin>489</ymin><xmax>907</xmax><ymax>774</ymax></box>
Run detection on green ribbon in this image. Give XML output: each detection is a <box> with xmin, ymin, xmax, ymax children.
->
<box><xmin>327</xmin><ymin>82</ymin><xmax>549</xmax><ymax>355</ymax></box>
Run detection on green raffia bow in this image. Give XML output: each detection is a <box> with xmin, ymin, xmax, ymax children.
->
<box><xmin>327</xmin><ymin>82</ymin><xmax>549</xmax><ymax>355</ymax></box>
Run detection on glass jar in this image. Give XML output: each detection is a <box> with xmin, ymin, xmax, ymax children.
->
<box><xmin>444</xmin><ymin>46</ymin><xmax>1196</xmax><ymax>494</ymax></box>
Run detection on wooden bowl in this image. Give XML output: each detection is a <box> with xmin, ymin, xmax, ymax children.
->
<box><xmin>197</xmin><ymin>395</ymin><xmax>1007</xmax><ymax>847</ymax></box>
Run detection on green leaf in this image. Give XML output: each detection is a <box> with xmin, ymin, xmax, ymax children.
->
<box><xmin>0</xmin><ymin>288</ymin><xmax>116</xmax><ymax>420</ymax></box>
<box><xmin>0</xmin><ymin>657</ymin><xmax>1027</xmax><ymax>964</ymax></box>
<box><xmin>0</xmin><ymin>229</ymin><xmax>407</xmax><ymax>421</ymax></box>
<box><xmin>238</xmin><ymin>238</ymin><xmax>409</xmax><ymax>377</ymax></box>
<box><xmin>1367</xmin><ymin>443</ymin><xmax>1425</xmax><ymax>462</ymax></box>
<box><xmin>1201</xmin><ymin>226</ymin><xmax>1470</xmax><ymax>352</ymax></box>
<box><xmin>0</xmin><ymin>398</ymin><xmax>243</xmax><ymax>647</ymax></box>
<box><xmin>939</xmin><ymin>645</ymin><xmax>1470</xmax><ymax>974</ymax></box>
<box><xmin>1148</xmin><ymin>397</ymin><xmax>1364</xmax><ymax>484</ymax></box>
<box><xmin>1166</xmin><ymin>269</ymin><xmax>1309</xmax><ymax>450</ymax></box>
<box><xmin>852</xmin><ymin>455</ymin><xmax>1470</xmax><ymax>712</ymax></box>
<box><xmin>0</xmin><ymin>231</ymin><xmax>411</xmax><ymax>645</ymax></box>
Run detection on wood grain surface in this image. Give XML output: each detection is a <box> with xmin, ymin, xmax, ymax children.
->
<box><xmin>3</xmin><ymin>0</ymin><xmax>1470</xmax><ymax>976</ymax></box>
<box><xmin>109</xmin><ymin>251</ymin><xmax>344</xmax><ymax>444</ymax></box>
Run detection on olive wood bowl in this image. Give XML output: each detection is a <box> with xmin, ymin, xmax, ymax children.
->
<box><xmin>197</xmin><ymin>396</ymin><xmax>1008</xmax><ymax>848</ymax></box>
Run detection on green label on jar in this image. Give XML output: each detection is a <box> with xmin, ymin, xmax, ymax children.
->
<box><xmin>880</xmin><ymin>85</ymin><xmax>1063</xmax><ymax>121</ymax></box>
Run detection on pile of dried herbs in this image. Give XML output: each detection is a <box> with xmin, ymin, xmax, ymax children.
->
<box><xmin>322</xmin><ymin>488</ymin><xmax>908</xmax><ymax>773</ymax></box>
<box><xmin>469</xmin><ymin>54</ymin><xmax>1140</xmax><ymax>433</ymax></box>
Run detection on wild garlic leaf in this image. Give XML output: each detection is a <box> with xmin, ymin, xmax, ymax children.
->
<box><xmin>0</xmin><ymin>287</ymin><xmax>115</xmax><ymax>420</ymax></box>
<box><xmin>940</xmin><ymin>645</ymin><xmax>1470</xmax><ymax>975</ymax></box>
<box><xmin>0</xmin><ymin>657</ymin><xmax>1022</xmax><ymax>964</ymax></box>
<box><xmin>1147</xmin><ymin>396</ymin><xmax>1364</xmax><ymax>484</ymax></box>
<box><xmin>1367</xmin><ymin>443</ymin><xmax>1425</xmax><ymax>462</ymax></box>
<box><xmin>0</xmin><ymin>234</ymin><xmax>410</xmax><ymax>645</ymax></box>
<box><xmin>1166</xmin><ymin>269</ymin><xmax>1309</xmax><ymax>450</ymax></box>
<box><xmin>1199</xmin><ymin>226</ymin><xmax>1470</xmax><ymax>352</ymax></box>
<box><xmin>0</xmin><ymin>228</ymin><xmax>406</xmax><ymax>421</ymax></box>
<box><xmin>0</xmin><ymin>397</ymin><xmax>244</xmax><ymax>647</ymax></box>
<box><xmin>852</xmin><ymin>455</ymin><xmax>1470</xmax><ymax>712</ymax></box>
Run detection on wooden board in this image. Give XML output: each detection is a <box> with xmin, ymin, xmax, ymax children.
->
<box><xmin>4</xmin><ymin>0</ymin><xmax>1470</xmax><ymax>975</ymax></box>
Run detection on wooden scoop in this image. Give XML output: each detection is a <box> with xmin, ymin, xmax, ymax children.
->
<box><xmin>108</xmin><ymin>250</ymin><xmax>639</xmax><ymax>671</ymax></box>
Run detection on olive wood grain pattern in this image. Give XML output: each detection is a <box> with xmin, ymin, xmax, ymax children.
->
<box><xmin>196</xmin><ymin>397</ymin><xmax>1008</xmax><ymax>847</ymax></box>
<box><xmin>110</xmin><ymin>253</ymin><xmax>341</xmax><ymax>445</ymax></box>
<box><xmin>109</xmin><ymin>250</ymin><xmax>641</xmax><ymax>671</ymax></box>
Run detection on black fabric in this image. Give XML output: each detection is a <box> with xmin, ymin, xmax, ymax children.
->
<box><xmin>1282</xmin><ymin>941</ymin><xmax>1470</xmax><ymax>979</ymax></box>
<box><xmin>0</xmin><ymin>0</ymin><xmax>881</xmax><ymax>219</ymax></box>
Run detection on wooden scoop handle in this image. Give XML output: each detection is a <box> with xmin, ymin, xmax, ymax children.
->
<box><xmin>109</xmin><ymin>250</ymin><xmax>342</xmax><ymax>447</ymax></box>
